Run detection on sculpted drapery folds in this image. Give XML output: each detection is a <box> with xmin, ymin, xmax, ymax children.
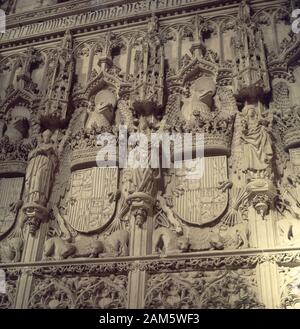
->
<box><xmin>240</xmin><ymin>106</ymin><xmax>273</xmax><ymax>179</ymax></box>
<box><xmin>2</xmin><ymin>0</ymin><xmax>300</xmax><ymax>310</ymax></box>
<box><xmin>24</xmin><ymin>129</ymin><xmax>58</xmax><ymax>206</ymax></box>
<box><xmin>21</xmin><ymin>129</ymin><xmax>58</xmax><ymax>235</ymax></box>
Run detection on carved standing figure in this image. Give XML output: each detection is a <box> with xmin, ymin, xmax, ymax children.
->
<box><xmin>24</xmin><ymin>129</ymin><xmax>58</xmax><ymax>206</ymax></box>
<box><xmin>238</xmin><ymin>0</ymin><xmax>251</xmax><ymax>24</ymax></box>
<box><xmin>240</xmin><ymin>106</ymin><xmax>273</xmax><ymax>178</ymax></box>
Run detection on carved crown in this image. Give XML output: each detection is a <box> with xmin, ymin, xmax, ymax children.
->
<box><xmin>274</xmin><ymin>105</ymin><xmax>300</xmax><ymax>151</ymax></box>
<box><xmin>70</xmin><ymin>126</ymin><xmax>116</xmax><ymax>171</ymax></box>
<box><xmin>0</xmin><ymin>137</ymin><xmax>37</xmax><ymax>175</ymax></box>
<box><xmin>272</xmin><ymin>81</ymin><xmax>300</xmax><ymax>150</ymax></box>
<box><xmin>191</xmin><ymin>111</ymin><xmax>235</xmax><ymax>156</ymax></box>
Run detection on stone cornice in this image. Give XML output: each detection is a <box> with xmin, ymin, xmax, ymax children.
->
<box><xmin>1</xmin><ymin>248</ymin><xmax>300</xmax><ymax>275</ymax></box>
<box><xmin>0</xmin><ymin>0</ymin><xmax>287</xmax><ymax>49</ymax></box>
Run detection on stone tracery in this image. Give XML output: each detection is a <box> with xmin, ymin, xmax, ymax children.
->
<box><xmin>0</xmin><ymin>0</ymin><xmax>300</xmax><ymax>309</ymax></box>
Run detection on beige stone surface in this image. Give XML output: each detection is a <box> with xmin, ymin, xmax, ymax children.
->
<box><xmin>0</xmin><ymin>0</ymin><xmax>300</xmax><ymax>309</ymax></box>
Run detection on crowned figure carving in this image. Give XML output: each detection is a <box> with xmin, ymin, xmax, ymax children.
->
<box><xmin>238</xmin><ymin>104</ymin><xmax>276</xmax><ymax>218</ymax></box>
<box><xmin>240</xmin><ymin>105</ymin><xmax>273</xmax><ymax>179</ymax></box>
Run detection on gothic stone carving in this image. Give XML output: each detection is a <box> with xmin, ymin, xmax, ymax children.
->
<box><xmin>28</xmin><ymin>275</ymin><xmax>127</xmax><ymax>309</ymax></box>
<box><xmin>145</xmin><ymin>270</ymin><xmax>264</xmax><ymax>309</ymax></box>
<box><xmin>0</xmin><ymin>0</ymin><xmax>300</xmax><ymax>310</ymax></box>
<box><xmin>22</xmin><ymin>130</ymin><xmax>58</xmax><ymax>235</ymax></box>
<box><xmin>40</xmin><ymin>29</ymin><xmax>75</xmax><ymax>125</ymax></box>
<box><xmin>43</xmin><ymin>229</ymin><xmax>129</xmax><ymax>260</ymax></box>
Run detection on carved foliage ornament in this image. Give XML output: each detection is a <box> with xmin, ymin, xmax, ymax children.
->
<box><xmin>145</xmin><ymin>270</ymin><xmax>264</xmax><ymax>309</ymax></box>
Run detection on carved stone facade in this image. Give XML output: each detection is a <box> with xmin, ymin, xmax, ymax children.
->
<box><xmin>1</xmin><ymin>0</ymin><xmax>300</xmax><ymax>309</ymax></box>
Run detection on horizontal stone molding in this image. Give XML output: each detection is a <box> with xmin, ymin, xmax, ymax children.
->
<box><xmin>0</xmin><ymin>0</ymin><xmax>285</xmax><ymax>47</ymax></box>
<box><xmin>2</xmin><ymin>248</ymin><xmax>300</xmax><ymax>274</ymax></box>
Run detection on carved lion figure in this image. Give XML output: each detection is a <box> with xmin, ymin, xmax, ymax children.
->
<box><xmin>103</xmin><ymin>229</ymin><xmax>129</xmax><ymax>257</ymax></box>
<box><xmin>187</xmin><ymin>227</ymin><xmax>224</xmax><ymax>251</ymax></box>
<box><xmin>152</xmin><ymin>227</ymin><xmax>190</xmax><ymax>255</ymax></box>
<box><xmin>43</xmin><ymin>229</ymin><xmax>129</xmax><ymax>260</ymax></box>
<box><xmin>0</xmin><ymin>237</ymin><xmax>23</xmax><ymax>263</ymax></box>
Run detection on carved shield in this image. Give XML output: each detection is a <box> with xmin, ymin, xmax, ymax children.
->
<box><xmin>67</xmin><ymin>167</ymin><xmax>118</xmax><ymax>233</ymax></box>
<box><xmin>173</xmin><ymin>156</ymin><xmax>228</xmax><ymax>226</ymax></box>
<box><xmin>0</xmin><ymin>177</ymin><xmax>24</xmax><ymax>238</ymax></box>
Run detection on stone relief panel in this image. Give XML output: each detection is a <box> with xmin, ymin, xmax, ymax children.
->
<box><xmin>0</xmin><ymin>0</ymin><xmax>300</xmax><ymax>310</ymax></box>
<box><xmin>145</xmin><ymin>269</ymin><xmax>264</xmax><ymax>309</ymax></box>
<box><xmin>28</xmin><ymin>274</ymin><xmax>127</xmax><ymax>309</ymax></box>
<box><xmin>279</xmin><ymin>266</ymin><xmax>300</xmax><ymax>309</ymax></box>
<box><xmin>0</xmin><ymin>269</ymin><xmax>19</xmax><ymax>309</ymax></box>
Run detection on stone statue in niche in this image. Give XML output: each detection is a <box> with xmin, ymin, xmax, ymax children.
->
<box><xmin>84</xmin><ymin>90</ymin><xmax>117</xmax><ymax>131</ymax></box>
<box><xmin>147</xmin><ymin>13</ymin><xmax>159</xmax><ymax>35</ymax></box>
<box><xmin>49</xmin><ymin>30</ymin><xmax>73</xmax><ymax>99</ymax></box>
<box><xmin>238</xmin><ymin>0</ymin><xmax>251</xmax><ymax>24</ymax></box>
<box><xmin>41</xmin><ymin>29</ymin><xmax>74</xmax><ymax>124</ymax></box>
<box><xmin>231</xmin><ymin>0</ymin><xmax>269</xmax><ymax>99</ymax></box>
<box><xmin>24</xmin><ymin>130</ymin><xmax>58</xmax><ymax>206</ymax></box>
<box><xmin>19</xmin><ymin>46</ymin><xmax>41</xmax><ymax>79</ymax></box>
<box><xmin>240</xmin><ymin>105</ymin><xmax>273</xmax><ymax>180</ymax></box>
<box><xmin>20</xmin><ymin>130</ymin><xmax>58</xmax><ymax>234</ymax></box>
<box><xmin>131</xmin><ymin>14</ymin><xmax>165</xmax><ymax>113</ymax></box>
<box><xmin>0</xmin><ymin>0</ymin><xmax>17</xmax><ymax>14</ymax></box>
